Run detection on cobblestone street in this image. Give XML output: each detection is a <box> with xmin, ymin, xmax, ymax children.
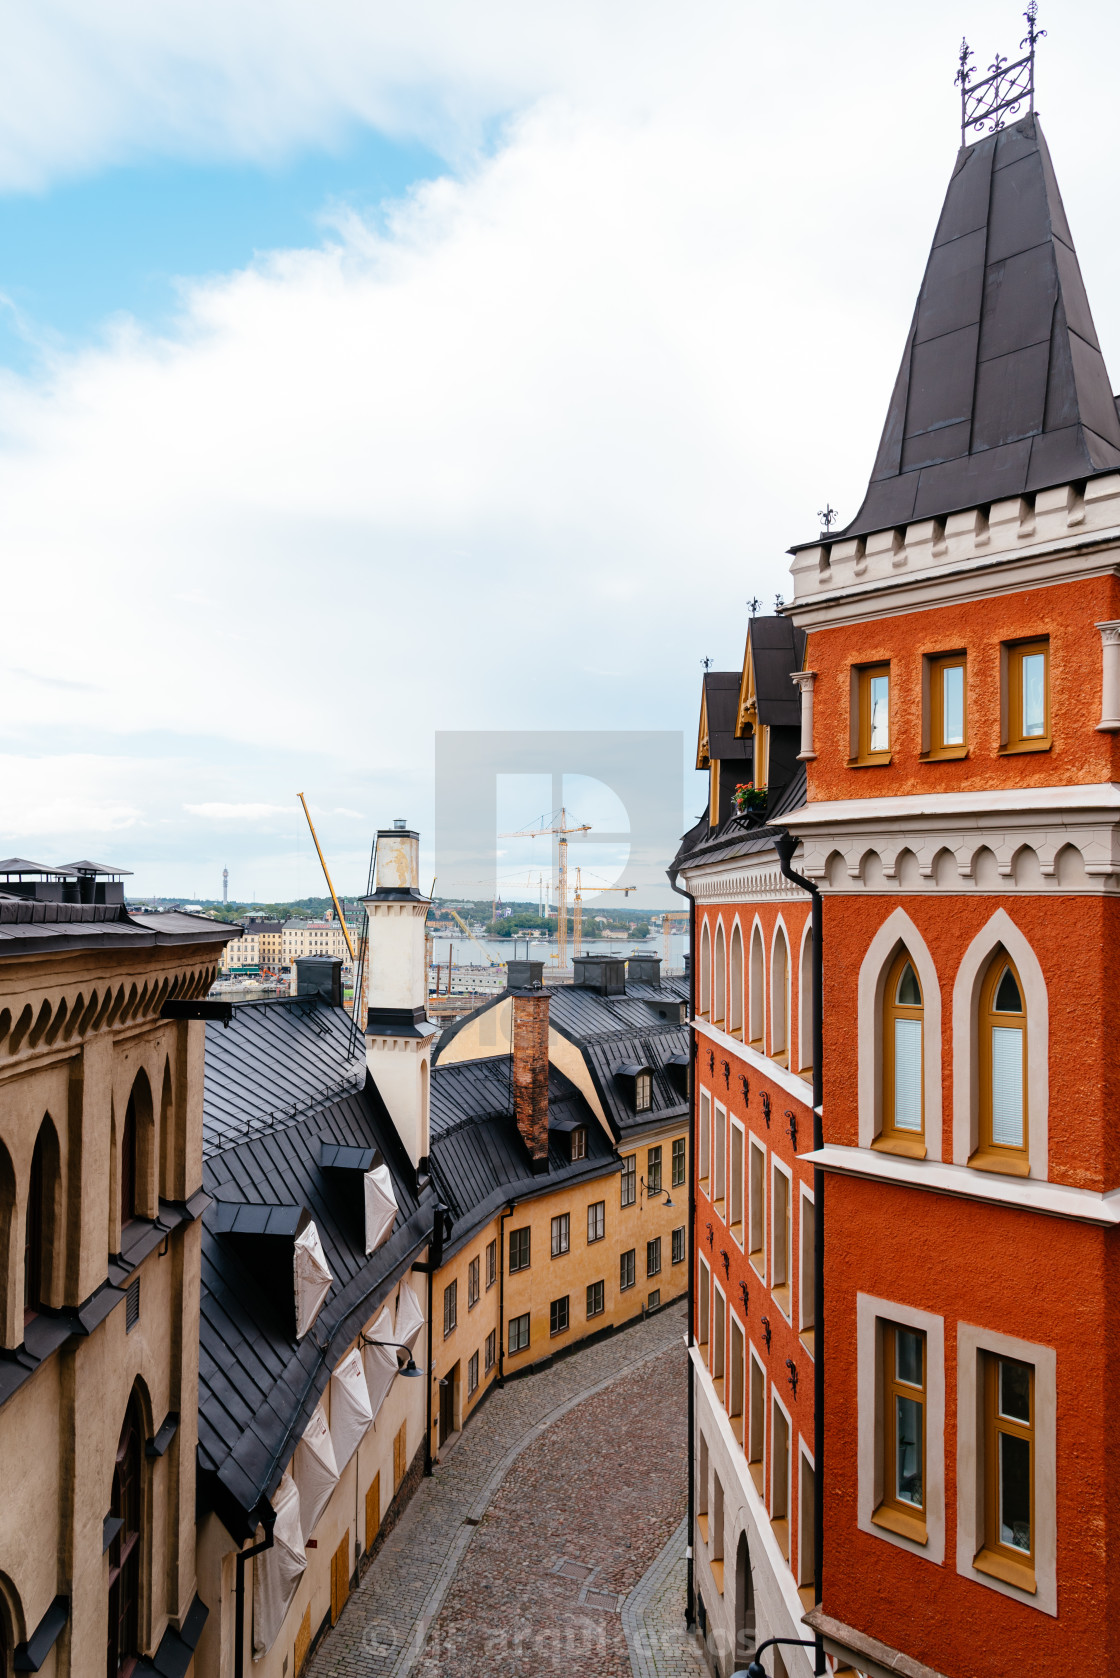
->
<box><xmin>308</xmin><ymin>1301</ymin><xmax>707</xmax><ymax>1678</ymax></box>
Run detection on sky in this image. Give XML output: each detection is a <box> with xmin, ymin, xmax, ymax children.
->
<box><xmin>1</xmin><ymin>0</ymin><xmax>1119</xmax><ymax>907</ymax></box>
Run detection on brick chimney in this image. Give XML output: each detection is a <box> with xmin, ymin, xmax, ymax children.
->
<box><xmin>511</xmin><ymin>973</ymin><xmax>550</xmax><ymax>1174</ymax></box>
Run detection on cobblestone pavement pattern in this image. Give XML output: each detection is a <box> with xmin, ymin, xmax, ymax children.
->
<box><xmin>307</xmin><ymin>1303</ymin><xmax>701</xmax><ymax>1678</ymax></box>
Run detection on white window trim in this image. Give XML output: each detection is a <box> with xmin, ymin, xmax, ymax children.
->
<box><xmin>714</xmin><ymin>917</ymin><xmax>727</xmax><ymax>1027</ymax></box>
<box><xmin>712</xmin><ymin>1281</ymin><xmax>727</xmax><ymax>1385</ymax></box>
<box><xmin>797</xmin><ymin>1181</ymin><xmax>815</xmax><ymax>1353</ymax></box>
<box><xmin>729</xmin><ymin>916</ymin><xmax>745</xmax><ymax>1039</ymax></box>
<box><xmin>770</xmin><ymin>1156</ymin><xmax>793</xmax><ymax>1323</ymax></box>
<box><xmin>748</xmin><ymin>1341</ymin><xmax>767</xmax><ymax>1484</ymax></box>
<box><xmin>749</xmin><ymin>916</ymin><xmax>767</xmax><ymax>1048</ymax></box>
<box><xmin>698</xmin><ymin>1255</ymin><xmax>711</xmax><ymax>1350</ymax></box>
<box><xmin>770</xmin><ymin>1384</ymin><xmax>793</xmax><ymax>1526</ymax></box>
<box><xmin>951</xmin><ymin>909</ymin><xmax>1049</xmax><ymax>1177</ymax></box>
<box><xmin>698</xmin><ymin>1086</ymin><xmax>711</xmax><ymax>1185</ymax></box>
<box><xmin>700</xmin><ymin>919</ymin><xmax>712</xmax><ymax>1018</ymax></box>
<box><xmin>748</xmin><ymin>1136</ymin><xmax>767</xmax><ymax>1282</ymax></box>
<box><xmin>955</xmin><ymin>1322</ymin><xmax>1056</xmax><ymax>1616</ymax></box>
<box><xmin>856</xmin><ymin>1292</ymin><xmax>946</xmax><ymax>1565</ymax></box>
<box><xmin>797</xmin><ymin>1439</ymin><xmax>816</xmax><ymax>1590</ymax></box>
<box><xmin>729</xmin><ymin>1117</ymin><xmax>746</xmax><ymax>1248</ymax></box>
<box><xmin>857</xmin><ymin>907</ymin><xmax>943</xmax><ymax>1158</ymax></box>
<box><xmin>713</xmin><ymin>1100</ymin><xmax>727</xmax><ymax>1206</ymax></box>
<box><xmin>769</xmin><ymin>915</ymin><xmax>791</xmax><ymax>1062</ymax></box>
<box><xmin>728</xmin><ymin>1299</ymin><xmax>747</xmax><ymax>1431</ymax></box>
<box><xmin>797</xmin><ymin>914</ymin><xmax>814</xmax><ymax>1077</ymax></box>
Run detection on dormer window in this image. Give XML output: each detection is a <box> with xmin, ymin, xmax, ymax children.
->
<box><xmin>616</xmin><ymin>1062</ymin><xmax>653</xmax><ymax>1114</ymax></box>
<box><xmin>570</xmin><ymin>1127</ymin><xmax>587</xmax><ymax>1162</ymax></box>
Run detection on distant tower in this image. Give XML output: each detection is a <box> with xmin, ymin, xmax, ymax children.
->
<box><xmin>223</xmin><ymin>867</ymin><xmax>228</xmax><ymax>904</ymax></box>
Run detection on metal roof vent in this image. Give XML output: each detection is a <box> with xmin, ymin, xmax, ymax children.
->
<box><xmin>572</xmin><ymin>955</ymin><xmax>626</xmax><ymax>995</ymax></box>
<box><xmin>626</xmin><ymin>954</ymin><xmax>661</xmax><ymax>989</ymax></box>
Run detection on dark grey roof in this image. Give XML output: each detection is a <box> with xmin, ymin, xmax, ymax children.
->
<box><xmin>670</xmin><ymin>762</ymin><xmax>809</xmax><ymax>875</ymax></box>
<box><xmin>199</xmin><ymin>996</ymin><xmax>433</xmax><ymax>1536</ymax></box>
<box><xmin>0</xmin><ymin>858</ymin><xmax>74</xmax><ymax>877</ymax></box>
<box><xmin>63</xmin><ymin>859</ymin><xmax>132</xmax><ymax>876</ymax></box>
<box><xmin>821</xmin><ymin>116</ymin><xmax>1120</xmax><ymax>547</ymax></box>
<box><xmin>0</xmin><ymin>902</ymin><xmax>234</xmax><ymax>955</ymax></box>
<box><xmin>429</xmin><ymin>1057</ymin><xmax>617</xmax><ymax>1255</ymax></box>
<box><xmin>749</xmin><ymin>617</ymin><xmax>806</xmax><ymax>728</ymax></box>
<box><xmin>699</xmin><ymin>672</ymin><xmax>752</xmax><ymax>764</ymax></box>
<box><xmin>202</xmin><ymin>996</ymin><xmax>366</xmax><ymax>1154</ymax></box>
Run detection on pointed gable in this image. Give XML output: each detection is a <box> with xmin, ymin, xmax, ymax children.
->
<box><xmin>839</xmin><ymin>115</ymin><xmax>1120</xmax><ymax>543</ymax></box>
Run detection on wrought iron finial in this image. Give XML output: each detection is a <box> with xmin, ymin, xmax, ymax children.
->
<box><xmin>747</xmin><ymin>596</ymin><xmax>761</xmax><ymax>617</ymax></box>
<box><xmin>701</xmin><ymin>655</ymin><xmax>713</xmax><ymax>671</ymax></box>
<box><xmin>818</xmin><ymin>503</ymin><xmax>839</xmax><ymax>534</ymax></box>
<box><xmin>1022</xmin><ymin>2</ymin><xmax>1045</xmax><ymax>52</ymax></box>
<box><xmin>957</xmin><ymin>8</ymin><xmax>1042</xmax><ymax>144</ymax></box>
<box><xmin>955</xmin><ymin>37</ymin><xmax>974</xmax><ymax>90</ymax></box>
<box><xmin>774</xmin><ymin>593</ymin><xmax>785</xmax><ymax>613</ymax></box>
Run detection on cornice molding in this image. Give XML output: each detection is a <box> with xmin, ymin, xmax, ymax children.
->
<box><xmin>805</xmin><ymin>1143</ymin><xmax>1120</xmax><ymax>1226</ymax></box>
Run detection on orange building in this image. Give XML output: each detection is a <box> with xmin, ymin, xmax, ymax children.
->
<box><xmin>675</xmin><ymin>79</ymin><xmax>1120</xmax><ymax>1678</ymax></box>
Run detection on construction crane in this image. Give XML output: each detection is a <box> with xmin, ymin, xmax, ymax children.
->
<box><xmin>448</xmin><ymin>907</ymin><xmax>498</xmax><ymax>966</ymax></box>
<box><xmin>297</xmin><ymin>793</ymin><xmax>356</xmax><ymax>963</ymax></box>
<box><xmin>572</xmin><ymin>868</ymin><xmax>635</xmax><ymax>960</ymax></box>
<box><xmin>500</xmin><ymin>807</ymin><xmax>591</xmax><ymax>973</ymax></box>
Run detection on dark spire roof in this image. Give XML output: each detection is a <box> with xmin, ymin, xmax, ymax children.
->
<box><xmin>835</xmin><ymin>115</ymin><xmax>1120</xmax><ymax>544</ymax></box>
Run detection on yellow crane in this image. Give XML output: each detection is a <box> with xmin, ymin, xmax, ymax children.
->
<box><xmin>448</xmin><ymin>907</ymin><xmax>498</xmax><ymax>966</ymax></box>
<box><xmin>297</xmin><ymin>793</ymin><xmax>356</xmax><ymax>963</ymax></box>
<box><xmin>500</xmin><ymin>807</ymin><xmax>591</xmax><ymax>972</ymax></box>
<box><xmin>572</xmin><ymin>867</ymin><xmax>635</xmax><ymax>959</ymax></box>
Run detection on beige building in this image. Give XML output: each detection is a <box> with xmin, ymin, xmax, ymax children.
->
<box><xmin>218</xmin><ymin>930</ymin><xmax>260</xmax><ymax>973</ymax></box>
<box><xmin>0</xmin><ymin>860</ymin><xmax>232</xmax><ymax>1676</ymax></box>
<box><xmin>280</xmin><ymin>920</ymin><xmax>350</xmax><ymax>968</ymax></box>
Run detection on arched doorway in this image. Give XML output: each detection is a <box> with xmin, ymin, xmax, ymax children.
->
<box><xmin>107</xmin><ymin>1396</ymin><xmax>143</xmax><ymax>1675</ymax></box>
<box><xmin>734</xmin><ymin>1530</ymin><xmax>755</xmax><ymax>1665</ymax></box>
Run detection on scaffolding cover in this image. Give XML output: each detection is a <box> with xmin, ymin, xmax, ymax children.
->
<box><xmin>364</xmin><ymin>1163</ymin><xmax>398</xmax><ymax>1255</ymax></box>
<box><xmin>293</xmin><ymin>1402</ymin><xmax>339</xmax><ymax>1543</ymax></box>
<box><xmin>293</xmin><ymin>1221</ymin><xmax>333</xmax><ymax>1339</ymax></box>
<box><xmin>252</xmin><ymin>1474</ymin><xmax>307</xmax><ymax>1660</ymax></box>
<box><xmin>330</xmin><ymin>1347</ymin><xmax>374</xmax><ymax>1469</ymax></box>
<box><xmin>362</xmin><ymin>1304</ymin><xmax>398</xmax><ymax>1422</ymax></box>
<box><xmin>395</xmin><ymin>1279</ymin><xmax>425</xmax><ymax>1353</ymax></box>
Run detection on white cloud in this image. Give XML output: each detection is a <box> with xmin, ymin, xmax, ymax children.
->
<box><xmin>2</xmin><ymin>0</ymin><xmax>1120</xmax><ymax>896</ymax></box>
<box><xmin>184</xmin><ymin>802</ymin><xmax>290</xmax><ymax>820</ymax></box>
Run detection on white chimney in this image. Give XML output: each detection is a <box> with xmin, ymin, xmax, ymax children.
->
<box><xmin>363</xmin><ymin>825</ymin><xmax>435</xmax><ymax>1170</ymax></box>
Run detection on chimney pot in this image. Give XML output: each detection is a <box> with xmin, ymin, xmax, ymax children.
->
<box><xmin>511</xmin><ymin>989</ymin><xmax>550</xmax><ymax>1171</ymax></box>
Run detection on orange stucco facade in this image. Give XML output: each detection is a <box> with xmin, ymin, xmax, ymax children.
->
<box><xmin>806</xmin><ymin>573</ymin><xmax>1120</xmax><ymax>801</ymax></box>
<box><xmin>824</xmin><ymin>1175</ymin><xmax>1120</xmax><ymax>1675</ymax></box>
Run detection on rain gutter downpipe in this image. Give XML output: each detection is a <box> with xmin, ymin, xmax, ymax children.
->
<box><xmin>773</xmin><ymin>828</ymin><xmax>824</xmax><ymax>1678</ymax></box>
<box><xmin>668</xmin><ymin>862</ymin><xmax>697</xmax><ymax>1633</ymax></box>
<box><xmin>234</xmin><ymin>1504</ymin><xmax>276</xmax><ymax>1677</ymax></box>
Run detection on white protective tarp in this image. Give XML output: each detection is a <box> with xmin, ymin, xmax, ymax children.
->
<box><xmin>252</xmin><ymin>1473</ymin><xmax>307</xmax><ymax>1660</ymax></box>
<box><xmin>395</xmin><ymin>1280</ymin><xmax>425</xmax><ymax>1356</ymax></box>
<box><xmin>364</xmin><ymin>1163</ymin><xmax>398</xmax><ymax>1255</ymax></box>
<box><xmin>330</xmin><ymin>1347</ymin><xmax>374</xmax><ymax>1469</ymax></box>
<box><xmin>294</xmin><ymin>1220</ymin><xmax>333</xmax><ymax>1339</ymax></box>
<box><xmin>292</xmin><ymin>1402</ymin><xmax>340</xmax><ymax>1543</ymax></box>
<box><xmin>362</xmin><ymin>1303</ymin><xmax>398</xmax><ymax>1423</ymax></box>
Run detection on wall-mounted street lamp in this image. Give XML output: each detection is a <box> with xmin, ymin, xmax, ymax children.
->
<box><xmin>734</xmin><ymin>1635</ymin><xmax>819</xmax><ymax>1678</ymax></box>
<box><xmin>360</xmin><ymin>1337</ymin><xmax>424</xmax><ymax>1377</ymax></box>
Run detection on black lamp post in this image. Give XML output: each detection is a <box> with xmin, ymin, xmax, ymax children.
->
<box><xmin>361</xmin><ymin>1336</ymin><xmax>424</xmax><ymax>1377</ymax></box>
<box><xmin>733</xmin><ymin>1637</ymin><xmax>819</xmax><ymax>1678</ymax></box>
